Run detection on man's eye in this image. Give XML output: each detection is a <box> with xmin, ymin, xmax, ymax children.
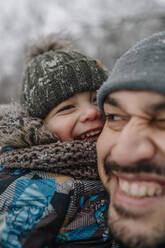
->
<box><xmin>104</xmin><ymin>114</ymin><xmax>128</xmax><ymax>131</ymax></box>
<box><xmin>152</xmin><ymin>118</ymin><xmax>165</xmax><ymax>130</ymax></box>
<box><xmin>57</xmin><ymin>105</ymin><xmax>74</xmax><ymax>113</ymax></box>
<box><xmin>105</xmin><ymin>114</ymin><xmax>122</xmax><ymax>121</ymax></box>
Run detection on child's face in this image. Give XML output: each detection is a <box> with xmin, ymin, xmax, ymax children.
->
<box><xmin>44</xmin><ymin>91</ymin><xmax>103</xmax><ymax>142</ymax></box>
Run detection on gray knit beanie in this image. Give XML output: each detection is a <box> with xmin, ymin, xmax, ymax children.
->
<box><xmin>21</xmin><ymin>36</ymin><xmax>108</xmax><ymax>119</ymax></box>
<box><xmin>98</xmin><ymin>31</ymin><xmax>165</xmax><ymax>112</ymax></box>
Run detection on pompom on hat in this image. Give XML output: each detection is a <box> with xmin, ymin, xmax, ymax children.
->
<box><xmin>97</xmin><ymin>31</ymin><xmax>165</xmax><ymax>113</ymax></box>
<box><xmin>21</xmin><ymin>34</ymin><xmax>108</xmax><ymax>119</ymax></box>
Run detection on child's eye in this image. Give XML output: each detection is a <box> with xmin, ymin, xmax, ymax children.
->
<box><xmin>57</xmin><ymin>105</ymin><xmax>75</xmax><ymax>113</ymax></box>
<box><xmin>92</xmin><ymin>96</ymin><xmax>97</xmax><ymax>105</ymax></box>
<box><xmin>104</xmin><ymin>114</ymin><xmax>129</xmax><ymax>131</ymax></box>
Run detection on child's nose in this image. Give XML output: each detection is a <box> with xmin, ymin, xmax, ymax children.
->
<box><xmin>80</xmin><ymin>106</ymin><xmax>102</xmax><ymax>122</ymax></box>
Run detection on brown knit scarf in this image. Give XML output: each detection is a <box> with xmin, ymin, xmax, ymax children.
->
<box><xmin>0</xmin><ymin>104</ymin><xmax>98</xmax><ymax>179</ymax></box>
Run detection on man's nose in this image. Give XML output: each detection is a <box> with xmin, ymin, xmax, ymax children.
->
<box><xmin>112</xmin><ymin>119</ymin><xmax>155</xmax><ymax>165</ymax></box>
<box><xmin>80</xmin><ymin>105</ymin><xmax>102</xmax><ymax>122</ymax></box>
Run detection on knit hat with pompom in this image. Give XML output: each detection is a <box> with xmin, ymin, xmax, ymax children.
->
<box><xmin>21</xmin><ymin>34</ymin><xmax>108</xmax><ymax>119</ymax></box>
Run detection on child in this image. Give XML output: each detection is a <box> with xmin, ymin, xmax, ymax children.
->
<box><xmin>0</xmin><ymin>36</ymin><xmax>110</xmax><ymax>248</ymax></box>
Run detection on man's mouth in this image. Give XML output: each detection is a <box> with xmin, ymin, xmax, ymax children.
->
<box><xmin>105</xmin><ymin>161</ymin><xmax>165</xmax><ymax>200</ymax></box>
<box><xmin>111</xmin><ymin>173</ymin><xmax>165</xmax><ymax>209</ymax></box>
<box><xmin>119</xmin><ymin>178</ymin><xmax>163</xmax><ymax>198</ymax></box>
<box><xmin>75</xmin><ymin>129</ymin><xmax>102</xmax><ymax>140</ymax></box>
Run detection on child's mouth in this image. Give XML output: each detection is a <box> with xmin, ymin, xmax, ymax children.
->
<box><xmin>75</xmin><ymin>129</ymin><xmax>102</xmax><ymax>141</ymax></box>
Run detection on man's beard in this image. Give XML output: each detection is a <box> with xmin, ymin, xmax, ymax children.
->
<box><xmin>104</xmin><ymin>160</ymin><xmax>165</xmax><ymax>177</ymax></box>
<box><xmin>104</xmin><ymin>160</ymin><xmax>165</xmax><ymax>248</ymax></box>
<box><xmin>110</xmin><ymin>220</ymin><xmax>165</xmax><ymax>248</ymax></box>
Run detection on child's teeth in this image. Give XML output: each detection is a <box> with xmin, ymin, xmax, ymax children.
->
<box><xmin>119</xmin><ymin>179</ymin><xmax>164</xmax><ymax>198</ymax></box>
<box><xmin>78</xmin><ymin>130</ymin><xmax>101</xmax><ymax>139</ymax></box>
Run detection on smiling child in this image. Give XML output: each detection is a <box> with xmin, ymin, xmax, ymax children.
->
<box><xmin>0</xmin><ymin>35</ymin><xmax>110</xmax><ymax>248</ymax></box>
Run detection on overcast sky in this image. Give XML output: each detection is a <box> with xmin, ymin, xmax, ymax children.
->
<box><xmin>0</xmin><ymin>0</ymin><xmax>164</xmax><ymax>74</ymax></box>
<box><xmin>0</xmin><ymin>0</ymin><xmax>165</xmax><ymax>88</ymax></box>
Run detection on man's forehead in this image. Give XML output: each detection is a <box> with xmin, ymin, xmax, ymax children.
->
<box><xmin>104</xmin><ymin>90</ymin><xmax>165</xmax><ymax>115</ymax></box>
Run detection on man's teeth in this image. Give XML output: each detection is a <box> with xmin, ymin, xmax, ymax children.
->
<box><xmin>78</xmin><ymin>130</ymin><xmax>101</xmax><ymax>140</ymax></box>
<box><xmin>119</xmin><ymin>179</ymin><xmax>164</xmax><ymax>198</ymax></box>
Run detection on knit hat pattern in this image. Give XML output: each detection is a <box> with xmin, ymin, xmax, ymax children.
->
<box><xmin>97</xmin><ymin>31</ymin><xmax>165</xmax><ymax>112</ymax></box>
<box><xmin>22</xmin><ymin>49</ymin><xmax>108</xmax><ymax>118</ymax></box>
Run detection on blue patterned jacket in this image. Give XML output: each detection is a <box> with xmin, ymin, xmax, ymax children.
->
<box><xmin>0</xmin><ymin>105</ymin><xmax>111</xmax><ymax>248</ymax></box>
<box><xmin>0</xmin><ymin>166</ymin><xmax>110</xmax><ymax>248</ymax></box>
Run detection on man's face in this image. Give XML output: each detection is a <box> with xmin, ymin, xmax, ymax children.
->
<box><xmin>97</xmin><ymin>90</ymin><xmax>165</xmax><ymax>248</ymax></box>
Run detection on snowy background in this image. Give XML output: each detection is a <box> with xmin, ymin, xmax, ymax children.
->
<box><xmin>1</xmin><ymin>0</ymin><xmax>165</xmax><ymax>103</ymax></box>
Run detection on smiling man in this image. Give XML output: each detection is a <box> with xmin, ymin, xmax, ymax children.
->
<box><xmin>97</xmin><ymin>32</ymin><xmax>165</xmax><ymax>248</ymax></box>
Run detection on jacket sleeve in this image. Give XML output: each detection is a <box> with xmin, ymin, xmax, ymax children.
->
<box><xmin>0</xmin><ymin>167</ymin><xmax>73</xmax><ymax>248</ymax></box>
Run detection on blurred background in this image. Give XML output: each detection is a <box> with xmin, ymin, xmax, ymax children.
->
<box><xmin>1</xmin><ymin>0</ymin><xmax>165</xmax><ymax>103</ymax></box>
